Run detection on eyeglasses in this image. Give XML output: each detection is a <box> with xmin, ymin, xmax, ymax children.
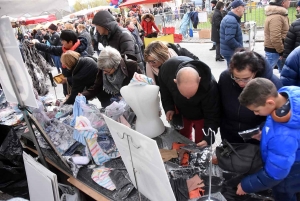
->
<box><xmin>147</xmin><ymin>60</ymin><xmax>157</xmax><ymax>64</ymax></box>
<box><xmin>231</xmin><ymin>73</ymin><xmax>255</xmax><ymax>83</ymax></box>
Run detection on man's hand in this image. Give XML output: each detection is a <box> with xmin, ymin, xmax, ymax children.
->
<box><xmin>251</xmin><ymin>130</ymin><xmax>262</xmax><ymax>141</ymax></box>
<box><xmin>236</xmin><ymin>183</ymin><xmax>246</xmax><ymax>195</ymax></box>
<box><xmin>166</xmin><ymin>110</ymin><xmax>175</xmax><ymax>122</ymax></box>
<box><xmin>197</xmin><ymin>140</ymin><xmax>208</xmax><ymax>147</ymax></box>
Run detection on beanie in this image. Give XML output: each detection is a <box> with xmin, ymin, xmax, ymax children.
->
<box><xmin>61</xmin><ymin>50</ymin><xmax>80</xmax><ymax>69</ymax></box>
<box><xmin>48</xmin><ymin>23</ymin><xmax>57</xmax><ymax>31</ymax></box>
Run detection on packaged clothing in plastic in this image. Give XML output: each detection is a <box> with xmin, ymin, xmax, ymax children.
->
<box><xmin>86</xmin><ymin>137</ymin><xmax>111</xmax><ymax>166</ymax></box>
<box><xmin>58</xmin><ymin>183</ymin><xmax>86</xmax><ymax>201</ymax></box>
<box><xmin>33</xmin><ymin>118</ymin><xmax>77</xmax><ymax>155</ymax></box>
<box><xmin>97</xmin><ymin>134</ymin><xmax>120</xmax><ymax>159</ymax></box>
<box><xmin>22</xmin><ymin>41</ymin><xmax>51</xmax><ymax>96</ymax></box>
<box><xmin>105</xmin><ymin>99</ymin><xmax>130</xmax><ymax>121</ymax></box>
<box><xmin>70</xmin><ymin>96</ymin><xmax>86</xmax><ymax>127</ymax></box>
<box><xmin>91</xmin><ymin>167</ymin><xmax>116</xmax><ymax>191</ymax></box>
<box><xmin>73</xmin><ymin>116</ymin><xmax>98</xmax><ymax>146</ymax></box>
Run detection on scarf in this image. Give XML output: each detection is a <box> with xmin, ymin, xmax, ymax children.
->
<box><xmin>61</xmin><ymin>39</ymin><xmax>81</xmax><ymax>68</ymax></box>
<box><xmin>103</xmin><ymin>66</ymin><xmax>126</xmax><ymax>95</ymax></box>
<box><xmin>146</xmin><ymin>48</ymin><xmax>178</xmax><ymax>85</ymax></box>
<box><xmin>127</xmin><ymin>27</ymin><xmax>135</xmax><ymax>32</ymax></box>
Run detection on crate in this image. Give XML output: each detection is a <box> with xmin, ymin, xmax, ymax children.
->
<box><xmin>198</xmin><ymin>29</ymin><xmax>211</xmax><ymax>39</ymax></box>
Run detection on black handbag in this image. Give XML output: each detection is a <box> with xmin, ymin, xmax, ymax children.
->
<box><xmin>216</xmin><ymin>139</ymin><xmax>263</xmax><ymax>174</ymax></box>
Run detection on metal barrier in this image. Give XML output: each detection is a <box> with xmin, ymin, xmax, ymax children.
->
<box><xmin>153</xmin><ymin>3</ymin><xmax>298</xmax><ymax>32</ymax></box>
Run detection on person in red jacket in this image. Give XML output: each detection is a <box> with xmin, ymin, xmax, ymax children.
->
<box><xmin>141</xmin><ymin>13</ymin><xmax>160</xmax><ymax>38</ymax></box>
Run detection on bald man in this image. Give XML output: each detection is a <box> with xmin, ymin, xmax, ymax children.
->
<box><xmin>159</xmin><ymin>56</ymin><xmax>220</xmax><ymax>146</ymax></box>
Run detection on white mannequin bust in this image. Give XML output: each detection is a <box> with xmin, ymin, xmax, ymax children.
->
<box><xmin>120</xmin><ymin>85</ymin><xmax>165</xmax><ymax>138</ymax></box>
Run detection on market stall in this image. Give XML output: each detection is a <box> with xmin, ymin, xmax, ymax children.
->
<box><xmin>0</xmin><ymin>16</ymin><xmax>275</xmax><ymax>201</ymax></box>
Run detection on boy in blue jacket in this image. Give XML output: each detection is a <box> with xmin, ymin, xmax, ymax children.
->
<box><xmin>237</xmin><ymin>78</ymin><xmax>300</xmax><ymax>201</ymax></box>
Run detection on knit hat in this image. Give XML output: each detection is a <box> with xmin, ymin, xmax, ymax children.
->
<box><xmin>211</xmin><ymin>0</ymin><xmax>217</xmax><ymax>4</ymax></box>
<box><xmin>48</xmin><ymin>23</ymin><xmax>57</xmax><ymax>31</ymax></box>
<box><xmin>298</xmin><ymin>1</ymin><xmax>300</xmax><ymax>6</ymax></box>
<box><xmin>61</xmin><ymin>50</ymin><xmax>80</xmax><ymax>69</ymax></box>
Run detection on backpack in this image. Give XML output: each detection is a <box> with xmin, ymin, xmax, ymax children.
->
<box><xmin>167</xmin><ymin>43</ymin><xmax>199</xmax><ymax>61</ymax></box>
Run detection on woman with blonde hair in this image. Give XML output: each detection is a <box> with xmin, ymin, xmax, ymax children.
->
<box><xmin>141</xmin><ymin>13</ymin><xmax>160</xmax><ymax>38</ymax></box>
<box><xmin>144</xmin><ymin>41</ymin><xmax>177</xmax><ymax>85</ymax></box>
<box><xmin>64</xmin><ymin>23</ymin><xmax>75</xmax><ymax>31</ymax></box>
<box><xmin>60</xmin><ymin>50</ymin><xmax>98</xmax><ymax>104</ymax></box>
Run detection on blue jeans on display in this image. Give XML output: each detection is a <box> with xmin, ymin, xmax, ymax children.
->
<box><xmin>223</xmin><ymin>55</ymin><xmax>231</xmax><ymax>68</ymax></box>
<box><xmin>265</xmin><ymin>51</ymin><xmax>282</xmax><ymax>72</ymax></box>
<box><xmin>51</xmin><ymin>55</ymin><xmax>62</xmax><ymax>73</ymax></box>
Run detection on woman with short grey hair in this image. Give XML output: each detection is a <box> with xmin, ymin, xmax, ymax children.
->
<box><xmin>82</xmin><ymin>46</ymin><xmax>141</xmax><ymax>107</ymax></box>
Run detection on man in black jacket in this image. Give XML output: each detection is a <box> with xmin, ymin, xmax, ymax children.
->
<box><xmin>48</xmin><ymin>23</ymin><xmax>62</xmax><ymax>73</ymax></box>
<box><xmin>159</xmin><ymin>56</ymin><xmax>220</xmax><ymax>146</ymax></box>
<box><xmin>92</xmin><ymin>10</ymin><xmax>144</xmax><ymax>72</ymax></box>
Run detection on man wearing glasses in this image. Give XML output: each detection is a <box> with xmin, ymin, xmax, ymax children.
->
<box><xmin>218</xmin><ymin>50</ymin><xmax>283</xmax><ymax>143</ymax></box>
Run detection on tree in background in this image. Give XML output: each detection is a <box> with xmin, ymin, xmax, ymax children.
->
<box><xmin>73</xmin><ymin>0</ymin><xmax>109</xmax><ymax>11</ymax></box>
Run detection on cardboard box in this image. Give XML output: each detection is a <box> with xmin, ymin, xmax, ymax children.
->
<box><xmin>198</xmin><ymin>29</ymin><xmax>211</xmax><ymax>39</ymax></box>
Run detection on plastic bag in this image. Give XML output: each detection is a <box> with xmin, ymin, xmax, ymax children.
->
<box><xmin>0</xmin><ymin>125</ymin><xmax>29</xmax><ymax>199</ymax></box>
<box><xmin>59</xmin><ymin>183</ymin><xmax>86</xmax><ymax>201</ymax></box>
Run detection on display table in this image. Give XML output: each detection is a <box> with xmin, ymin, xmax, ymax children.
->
<box><xmin>21</xmin><ymin>127</ymin><xmax>192</xmax><ymax>201</ymax></box>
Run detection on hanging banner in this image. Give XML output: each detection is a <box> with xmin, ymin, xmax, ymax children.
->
<box><xmin>0</xmin><ymin>17</ymin><xmax>38</xmax><ymax>108</ymax></box>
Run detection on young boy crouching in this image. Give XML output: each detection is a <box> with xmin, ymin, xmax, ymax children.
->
<box><xmin>237</xmin><ymin>78</ymin><xmax>300</xmax><ymax>201</ymax></box>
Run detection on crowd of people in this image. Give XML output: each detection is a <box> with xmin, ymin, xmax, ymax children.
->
<box><xmin>13</xmin><ymin>0</ymin><xmax>300</xmax><ymax>199</ymax></box>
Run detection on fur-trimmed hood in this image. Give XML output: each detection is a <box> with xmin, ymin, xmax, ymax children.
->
<box><xmin>265</xmin><ymin>5</ymin><xmax>288</xmax><ymax>16</ymax></box>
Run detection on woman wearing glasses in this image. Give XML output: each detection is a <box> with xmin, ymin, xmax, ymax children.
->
<box><xmin>82</xmin><ymin>46</ymin><xmax>141</xmax><ymax>107</ymax></box>
<box><xmin>144</xmin><ymin>41</ymin><xmax>177</xmax><ymax>86</ymax></box>
<box><xmin>218</xmin><ymin>49</ymin><xmax>283</xmax><ymax>143</ymax></box>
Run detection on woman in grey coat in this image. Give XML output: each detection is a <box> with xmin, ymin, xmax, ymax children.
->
<box><xmin>78</xmin><ymin>24</ymin><xmax>94</xmax><ymax>56</ymax></box>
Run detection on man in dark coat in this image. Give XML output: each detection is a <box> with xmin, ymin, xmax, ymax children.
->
<box><xmin>159</xmin><ymin>56</ymin><xmax>220</xmax><ymax>146</ymax></box>
<box><xmin>282</xmin><ymin>2</ymin><xmax>300</xmax><ymax>60</ymax></box>
<box><xmin>92</xmin><ymin>10</ymin><xmax>144</xmax><ymax>72</ymax></box>
<box><xmin>48</xmin><ymin>23</ymin><xmax>62</xmax><ymax>73</ymax></box>
<box><xmin>211</xmin><ymin>1</ymin><xmax>225</xmax><ymax>61</ymax></box>
<box><xmin>220</xmin><ymin>0</ymin><xmax>245</xmax><ymax>66</ymax></box>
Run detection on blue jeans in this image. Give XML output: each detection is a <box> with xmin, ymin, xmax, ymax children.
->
<box><xmin>265</xmin><ymin>51</ymin><xmax>282</xmax><ymax>72</ymax></box>
<box><xmin>51</xmin><ymin>55</ymin><xmax>62</xmax><ymax>73</ymax></box>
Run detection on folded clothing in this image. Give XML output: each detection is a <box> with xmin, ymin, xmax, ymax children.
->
<box><xmin>91</xmin><ymin>167</ymin><xmax>116</xmax><ymax>191</ymax></box>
